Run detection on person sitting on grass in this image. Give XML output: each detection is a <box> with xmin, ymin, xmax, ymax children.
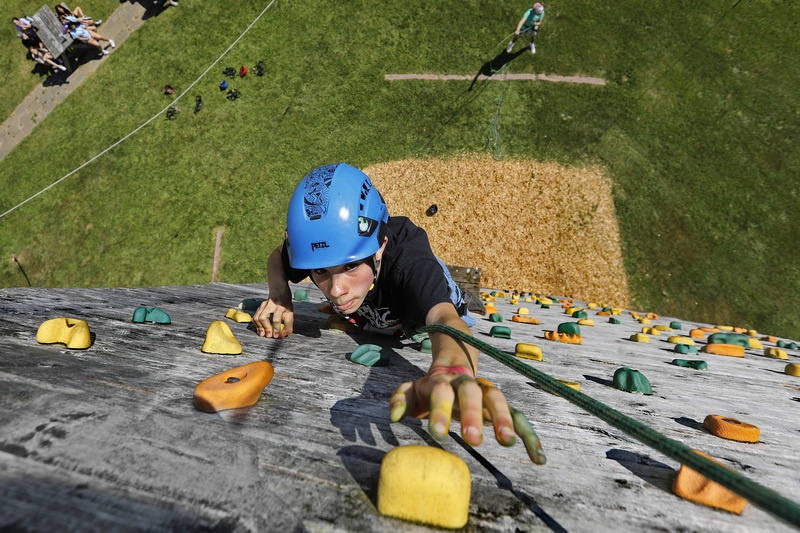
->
<box><xmin>67</xmin><ymin>19</ymin><xmax>114</xmax><ymax>55</ymax></box>
<box><xmin>27</xmin><ymin>41</ymin><xmax>67</xmax><ymax>72</ymax></box>
<box><xmin>253</xmin><ymin>163</ymin><xmax>544</xmax><ymax>463</ymax></box>
<box><xmin>506</xmin><ymin>2</ymin><xmax>545</xmax><ymax>55</ymax></box>
<box><xmin>55</xmin><ymin>5</ymin><xmax>101</xmax><ymax>32</ymax></box>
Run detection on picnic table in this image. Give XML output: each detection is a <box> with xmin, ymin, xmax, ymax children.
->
<box><xmin>31</xmin><ymin>4</ymin><xmax>75</xmax><ymax>72</ymax></box>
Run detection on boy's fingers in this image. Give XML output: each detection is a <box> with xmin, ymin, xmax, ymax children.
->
<box><xmin>478</xmin><ymin>385</ymin><xmax>517</xmax><ymax>447</ymax></box>
<box><xmin>389</xmin><ymin>381</ymin><xmax>417</xmax><ymax>422</ymax></box>
<box><xmin>510</xmin><ymin>406</ymin><xmax>547</xmax><ymax>465</ymax></box>
<box><xmin>454</xmin><ymin>376</ymin><xmax>484</xmax><ymax>446</ymax></box>
<box><xmin>428</xmin><ymin>381</ymin><xmax>456</xmax><ymax>442</ymax></box>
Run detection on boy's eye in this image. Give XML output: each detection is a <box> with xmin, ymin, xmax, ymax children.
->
<box><xmin>312</xmin><ymin>268</ymin><xmax>328</xmax><ymax>276</ymax></box>
<box><xmin>343</xmin><ymin>262</ymin><xmax>361</xmax><ymax>271</ymax></box>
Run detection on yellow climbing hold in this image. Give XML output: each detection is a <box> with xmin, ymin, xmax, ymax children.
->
<box><xmin>201</xmin><ymin>321</ymin><xmax>243</xmax><ymax>355</ymax></box>
<box><xmin>716</xmin><ymin>325</ymin><xmax>734</xmax><ymax>331</ymax></box>
<box><xmin>517</xmin><ymin>307</ymin><xmax>530</xmax><ymax>315</ymax></box>
<box><xmin>630</xmin><ymin>333</ymin><xmax>650</xmax><ymax>343</ymax></box>
<box><xmin>638</xmin><ymin>318</ymin><xmax>652</xmax><ymax>325</ymax></box>
<box><xmin>577</xmin><ymin>318</ymin><xmax>595</xmax><ymax>326</ymax></box>
<box><xmin>654</xmin><ymin>324</ymin><xmax>673</xmax><ymax>332</ymax></box>
<box><xmin>747</xmin><ymin>337</ymin><xmax>763</xmax><ymax>349</ymax></box>
<box><xmin>225</xmin><ymin>308</ymin><xmax>252</xmax><ymax>323</ymax></box>
<box><xmin>557</xmin><ymin>380</ymin><xmax>580</xmax><ymax>391</ymax></box>
<box><xmin>641</xmin><ymin>327</ymin><xmax>661</xmax><ymax>336</ymax></box>
<box><xmin>785</xmin><ymin>363</ymin><xmax>800</xmax><ymax>377</ymax></box>
<box><xmin>515</xmin><ymin>343</ymin><xmax>543</xmax><ymax>361</ymax></box>
<box><xmin>668</xmin><ymin>336</ymin><xmax>695</xmax><ymax>345</ymax></box>
<box><xmin>36</xmin><ymin>317</ymin><xmax>92</xmax><ymax>349</ymax></box>
<box><xmin>378</xmin><ymin>446</ymin><xmax>471</xmax><ymax>529</ymax></box>
<box><xmin>763</xmin><ymin>347</ymin><xmax>788</xmax><ymax>360</ymax></box>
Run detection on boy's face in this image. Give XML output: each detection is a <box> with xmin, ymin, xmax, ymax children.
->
<box><xmin>310</xmin><ymin>239</ymin><xmax>387</xmax><ymax>314</ymax></box>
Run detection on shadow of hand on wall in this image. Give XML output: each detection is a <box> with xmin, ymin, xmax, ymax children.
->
<box><xmin>606</xmin><ymin>448</ymin><xmax>676</xmax><ymax>493</ymax></box>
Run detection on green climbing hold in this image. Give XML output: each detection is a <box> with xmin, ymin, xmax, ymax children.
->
<box><xmin>608</xmin><ymin>317</ymin><xmax>621</xmax><ymax>325</ymax></box>
<box><xmin>670</xmin><ymin>321</ymin><xmax>682</xmax><ymax>330</ymax></box>
<box><xmin>132</xmin><ymin>307</ymin><xmax>171</xmax><ymax>324</ymax></box>
<box><xmin>613</xmin><ymin>367</ymin><xmax>652</xmax><ymax>395</ymax></box>
<box><xmin>674</xmin><ymin>344</ymin><xmax>699</xmax><ymax>355</ymax></box>
<box><xmin>489</xmin><ymin>313</ymin><xmax>503</xmax><ymax>322</ymax></box>
<box><xmin>489</xmin><ymin>326</ymin><xmax>511</xmax><ymax>339</ymax></box>
<box><xmin>540</xmin><ymin>304</ymin><xmax>550</xmax><ymax>309</ymax></box>
<box><xmin>420</xmin><ymin>338</ymin><xmax>433</xmax><ymax>354</ymax></box>
<box><xmin>670</xmin><ymin>359</ymin><xmax>708</xmax><ymax>370</ymax></box>
<box><xmin>707</xmin><ymin>332</ymin><xmax>749</xmax><ymax>348</ymax></box>
<box><xmin>349</xmin><ymin>344</ymin><xmax>390</xmax><ymax>367</ymax></box>
<box><xmin>571</xmin><ymin>310</ymin><xmax>588</xmax><ymax>319</ymax></box>
<box><xmin>557</xmin><ymin>322</ymin><xmax>581</xmax><ymax>335</ymax></box>
<box><xmin>294</xmin><ymin>289</ymin><xmax>309</xmax><ymax>302</ymax></box>
<box><xmin>238</xmin><ymin>298</ymin><xmax>265</xmax><ymax>311</ymax></box>
<box><xmin>777</xmin><ymin>340</ymin><xmax>798</xmax><ymax>350</ymax></box>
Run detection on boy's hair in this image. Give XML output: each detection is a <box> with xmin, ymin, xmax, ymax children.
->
<box><xmin>285</xmin><ymin>163</ymin><xmax>389</xmax><ymax>270</ymax></box>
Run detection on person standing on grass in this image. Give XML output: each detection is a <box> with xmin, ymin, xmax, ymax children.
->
<box><xmin>252</xmin><ymin>163</ymin><xmax>545</xmax><ymax>464</ymax></box>
<box><xmin>506</xmin><ymin>2</ymin><xmax>545</xmax><ymax>55</ymax></box>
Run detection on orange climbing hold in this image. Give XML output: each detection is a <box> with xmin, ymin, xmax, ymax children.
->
<box><xmin>193</xmin><ymin>361</ymin><xmax>275</xmax><ymax>412</ymax></box>
<box><xmin>701</xmin><ymin>343</ymin><xmax>745</xmax><ymax>358</ymax></box>
<box><xmin>544</xmin><ymin>331</ymin><xmax>582</xmax><ymax>344</ymax></box>
<box><xmin>672</xmin><ymin>450</ymin><xmax>748</xmax><ymax>514</ymax></box>
<box><xmin>703</xmin><ymin>415</ymin><xmax>760</xmax><ymax>443</ymax></box>
<box><xmin>689</xmin><ymin>329</ymin><xmax>706</xmax><ymax>339</ymax></box>
<box><xmin>512</xmin><ymin>315</ymin><xmax>539</xmax><ymax>324</ymax></box>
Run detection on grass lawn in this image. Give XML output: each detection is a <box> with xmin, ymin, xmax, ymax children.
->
<box><xmin>0</xmin><ymin>0</ymin><xmax>798</xmax><ymax>338</ymax></box>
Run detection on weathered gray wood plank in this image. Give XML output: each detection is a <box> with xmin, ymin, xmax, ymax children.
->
<box><xmin>0</xmin><ymin>283</ymin><xmax>798</xmax><ymax>532</ymax></box>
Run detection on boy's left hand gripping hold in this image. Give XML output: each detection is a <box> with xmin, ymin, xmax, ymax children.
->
<box><xmin>253</xmin><ymin>295</ymin><xmax>294</xmax><ymax>338</ymax></box>
<box><xmin>390</xmin><ymin>367</ymin><xmax>546</xmax><ymax>465</ymax></box>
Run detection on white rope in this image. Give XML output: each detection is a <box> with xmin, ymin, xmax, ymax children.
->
<box><xmin>0</xmin><ymin>0</ymin><xmax>278</xmax><ymax>220</ymax></box>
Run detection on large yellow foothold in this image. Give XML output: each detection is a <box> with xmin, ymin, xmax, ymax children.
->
<box><xmin>515</xmin><ymin>343</ymin><xmax>543</xmax><ymax>361</ymax></box>
<box><xmin>641</xmin><ymin>327</ymin><xmax>661</xmax><ymax>336</ymax></box>
<box><xmin>654</xmin><ymin>324</ymin><xmax>673</xmax><ymax>332</ymax></box>
<box><xmin>36</xmin><ymin>317</ymin><xmax>92</xmax><ymax>349</ymax></box>
<box><xmin>763</xmin><ymin>347</ymin><xmax>788</xmax><ymax>360</ymax></box>
<box><xmin>378</xmin><ymin>446</ymin><xmax>471</xmax><ymax>529</ymax></box>
<box><xmin>785</xmin><ymin>363</ymin><xmax>800</xmax><ymax>377</ymax></box>
<box><xmin>668</xmin><ymin>336</ymin><xmax>695</xmax><ymax>345</ymax></box>
<box><xmin>193</xmin><ymin>361</ymin><xmax>274</xmax><ymax>412</ymax></box>
<box><xmin>201</xmin><ymin>320</ymin><xmax>242</xmax><ymax>354</ymax></box>
<box><xmin>225</xmin><ymin>308</ymin><xmax>252</xmax><ymax>323</ymax></box>
<box><xmin>673</xmin><ymin>450</ymin><xmax>748</xmax><ymax>514</ymax></box>
<box><xmin>577</xmin><ymin>318</ymin><xmax>595</xmax><ymax>326</ymax></box>
<box><xmin>630</xmin><ymin>333</ymin><xmax>650</xmax><ymax>343</ymax></box>
<box><xmin>517</xmin><ymin>307</ymin><xmax>530</xmax><ymax>315</ymax></box>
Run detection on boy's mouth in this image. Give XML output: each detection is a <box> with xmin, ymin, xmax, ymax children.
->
<box><xmin>335</xmin><ymin>299</ymin><xmax>358</xmax><ymax>312</ymax></box>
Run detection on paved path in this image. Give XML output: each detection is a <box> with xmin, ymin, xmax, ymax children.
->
<box><xmin>0</xmin><ymin>2</ymin><xmax>149</xmax><ymax>161</ymax></box>
<box><xmin>385</xmin><ymin>73</ymin><xmax>607</xmax><ymax>85</ymax></box>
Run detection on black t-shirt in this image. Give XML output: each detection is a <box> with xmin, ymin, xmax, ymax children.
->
<box><xmin>282</xmin><ymin>216</ymin><xmax>466</xmax><ymax>335</ymax></box>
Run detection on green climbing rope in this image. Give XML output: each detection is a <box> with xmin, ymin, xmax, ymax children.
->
<box><xmin>418</xmin><ymin>323</ymin><xmax>800</xmax><ymax>528</ymax></box>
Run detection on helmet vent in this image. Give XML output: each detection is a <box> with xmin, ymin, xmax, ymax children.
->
<box><xmin>303</xmin><ymin>164</ymin><xmax>338</xmax><ymax>220</ymax></box>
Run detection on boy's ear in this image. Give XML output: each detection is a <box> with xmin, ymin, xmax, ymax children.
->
<box><xmin>375</xmin><ymin>236</ymin><xmax>389</xmax><ymax>261</ymax></box>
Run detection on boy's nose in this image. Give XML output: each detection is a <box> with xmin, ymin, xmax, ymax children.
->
<box><xmin>329</xmin><ymin>274</ymin><xmax>348</xmax><ymax>298</ymax></box>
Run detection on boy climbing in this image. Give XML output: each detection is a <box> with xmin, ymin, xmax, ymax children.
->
<box><xmin>253</xmin><ymin>163</ymin><xmax>543</xmax><ymax>463</ymax></box>
<box><xmin>507</xmin><ymin>2</ymin><xmax>545</xmax><ymax>54</ymax></box>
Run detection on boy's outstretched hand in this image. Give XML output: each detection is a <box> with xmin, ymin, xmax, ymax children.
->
<box><xmin>253</xmin><ymin>295</ymin><xmax>294</xmax><ymax>338</ymax></box>
<box><xmin>389</xmin><ymin>370</ymin><xmax>546</xmax><ymax>465</ymax></box>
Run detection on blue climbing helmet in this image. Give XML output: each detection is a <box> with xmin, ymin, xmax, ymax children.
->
<box><xmin>285</xmin><ymin>163</ymin><xmax>389</xmax><ymax>270</ymax></box>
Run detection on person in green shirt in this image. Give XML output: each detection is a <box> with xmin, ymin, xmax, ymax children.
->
<box><xmin>506</xmin><ymin>2</ymin><xmax>544</xmax><ymax>55</ymax></box>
